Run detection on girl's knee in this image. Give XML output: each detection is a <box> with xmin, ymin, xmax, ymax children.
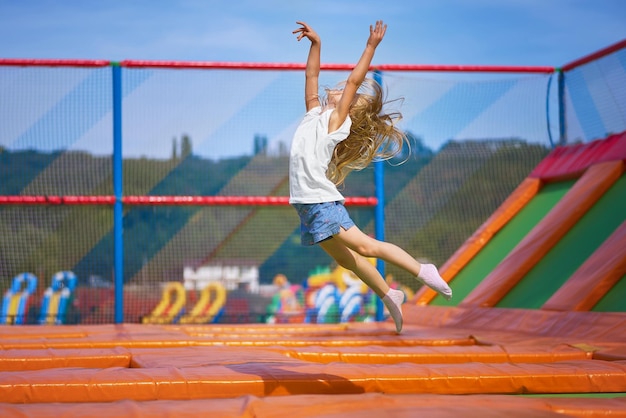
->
<box><xmin>354</xmin><ymin>241</ymin><xmax>381</xmax><ymax>258</ymax></box>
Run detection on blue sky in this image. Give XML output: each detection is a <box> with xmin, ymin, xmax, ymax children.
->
<box><xmin>1</xmin><ymin>0</ymin><xmax>624</xmax><ymax>67</ymax></box>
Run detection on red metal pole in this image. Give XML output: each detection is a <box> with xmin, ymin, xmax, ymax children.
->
<box><xmin>561</xmin><ymin>39</ymin><xmax>626</xmax><ymax>72</ymax></box>
<box><xmin>0</xmin><ymin>59</ymin><xmax>111</xmax><ymax>67</ymax></box>
<box><xmin>121</xmin><ymin>60</ymin><xmax>554</xmax><ymax>73</ymax></box>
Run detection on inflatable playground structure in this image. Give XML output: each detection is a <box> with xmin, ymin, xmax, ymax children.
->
<box><xmin>0</xmin><ymin>40</ymin><xmax>625</xmax><ymax>416</ymax></box>
<box><xmin>1</xmin><ymin>264</ymin><xmax>397</xmax><ymax>327</ymax></box>
<box><xmin>267</xmin><ymin>260</ymin><xmax>414</xmax><ymax>325</ymax></box>
<box><xmin>141</xmin><ymin>281</ymin><xmax>227</xmax><ymax>325</ymax></box>
<box><xmin>1</xmin><ymin>271</ymin><xmax>77</xmax><ymax>326</ymax></box>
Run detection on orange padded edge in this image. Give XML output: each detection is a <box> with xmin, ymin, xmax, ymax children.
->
<box><xmin>0</xmin><ymin>347</ymin><xmax>131</xmax><ymax>371</ymax></box>
<box><xmin>414</xmin><ymin>177</ymin><xmax>542</xmax><ymax>305</ymax></box>
<box><xmin>542</xmin><ymin>220</ymin><xmax>626</xmax><ymax>311</ymax></box>
<box><xmin>461</xmin><ymin>161</ymin><xmax>624</xmax><ymax>308</ymax></box>
<box><xmin>127</xmin><ymin>345</ymin><xmax>588</xmax><ymax>368</ymax></box>
<box><xmin>404</xmin><ymin>305</ymin><xmax>626</xmax><ymax>342</ymax></box>
<box><xmin>594</xmin><ymin>344</ymin><xmax>626</xmax><ymax>361</ymax></box>
<box><xmin>280</xmin><ymin>344</ymin><xmax>589</xmax><ymax>364</ymax></box>
<box><xmin>2</xmin><ymin>394</ymin><xmax>626</xmax><ymax>418</ymax></box>
<box><xmin>1</xmin><ymin>360</ymin><xmax>626</xmax><ymax>403</ymax></box>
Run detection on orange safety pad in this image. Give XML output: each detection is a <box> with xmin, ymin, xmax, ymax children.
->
<box><xmin>2</xmin><ymin>394</ymin><xmax>626</xmax><ymax>418</ymax></box>
<box><xmin>414</xmin><ymin>177</ymin><xmax>542</xmax><ymax>305</ymax></box>
<box><xmin>462</xmin><ymin>160</ymin><xmax>624</xmax><ymax>308</ymax></box>
<box><xmin>181</xmin><ymin>324</ymin><xmax>475</xmax><ymax>348</ymax></box>
<box><xmin>1</xmin><ymin>359</ymin><xmax>626</xmax><ymax>403</ymax></box>
<box><xmin>0</xmin><ymin>322</ymin><xmax>473</xmax><ymax>350</ymax></box>
<box><xmin>0</xmin><ymin>347</ymin><xmax>131</xmax><ymax>371</ymax></box>
<box><xmin>543</xmin><ymin>220</ymin><xmax>626</xmax><ymax>311</ymax></box>
<box><xmin>403</xmin><ymin>305</ymin><xmax>626</xmax><ymax>342</ymax></box>
<box><xmin>594</xmin><ymin>344</ymin><xmax>626</xmax><ymax>361</ymax></box>
<box><xmin>128</xmin><ymin>345</ymin><xmax>588</xmax><ymax>368</ymax></box>
<box><xmin>129</xmin><ymin>346</ymin><xmax>299</xmax><ymax>368</ymax></box>
<box><xmin>1</xmin><ymin>307</ymin><xmax>625</xmax><ymax>412</ymax></box>
<box><xmin>0</xmin><ymin>323</ymin><xmax>208</xmax><ymax>350</ymax></box>
<box><xmin>279</xmin><ymin>344</ymin><xmax>590</xmax><ymax>364</ymax></box>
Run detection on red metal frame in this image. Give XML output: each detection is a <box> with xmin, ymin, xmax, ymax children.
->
<box><xmin>3</xmin><ymin>38</ymin><xmax>623</xmax><ymax>73</ymax></box>
<box><xmin>0</xmin><ymin>195</ymin><xmax>377</xmax><ymax>206</ymax></box>
<box><xmin>0</xmin><ymin>59</ymin><xmax>111</xmax><ymax>67</ymax></box>
<box><xmin>121</xmin><ymin>60</ymin><xmax>554</xmax><ymax>73</ymax></box>
<box><xmin>561</xmin><ymin>39</ymin><xmax>626</xmax><ymax>72</ymax></box>
<box><xmin>0</xmin><ymin>58</ymin><xmax>555</xmax><ymax>73</ymax></box>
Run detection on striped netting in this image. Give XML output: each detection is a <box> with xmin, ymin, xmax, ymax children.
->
<box><xmin>1</xmin><ymin>42</ymin><xmax>623</xmax><ymax>324</ymax></box>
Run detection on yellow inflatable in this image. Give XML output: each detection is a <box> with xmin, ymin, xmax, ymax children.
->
<box><xmin>179</xmin><ymin>282</ymin><xmax>226</xmax><ymax>324</ymax></box>
<box><xmin>142</xmin><ymin>282</ymin><xmax>186</xmax><ymax>324</ymax></box>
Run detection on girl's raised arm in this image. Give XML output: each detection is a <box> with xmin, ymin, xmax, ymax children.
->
<box><xmin>329</xmin><ymin>20</ymin><xmax>387</xmax><ymax>131</ymax></box>
<box><xmin>293</xmin><ymin>21</ymin><xmax>321</xmax><ymax>111</ymax></box>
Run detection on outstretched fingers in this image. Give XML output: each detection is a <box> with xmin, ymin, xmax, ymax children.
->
<box><xmin>293</xmin><ymin>21</ymin><xmax>306</xmax><ymax>41</ymax></box>
<box><xmin>293</xmin><ymin>21</ymin><xmax>319</xmax><ymax>42</ymax></box>
<box><xmin>368</xmin><ymin>20</ymin><xmax>387</xmax><ymax>45</ymax></box>
<box><xmin>371</xmin><ymin>20</ymin><xmax>386</xmax><ymax>33</ymax></box>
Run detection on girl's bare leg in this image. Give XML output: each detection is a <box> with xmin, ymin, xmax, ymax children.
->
<box><xmin>334</xmin><ymin>225</ymin><xmax>421</xmax><ymax>275</ymax></box>
<box><xmin>334</xmin><ymin>226</ymin><xmax>452</xmax><ymax>300</ymax></box>
<box><xmin>319</xmin><ymin>236</ymin><xmax>389</xmax><ymax>297</ymax></box>
<box><xmin>320</xmin><ymin>237</ymin><xmax>404</xmax><ymax>332</ymax></box>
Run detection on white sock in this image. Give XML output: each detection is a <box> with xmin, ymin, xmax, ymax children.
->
<box><xmin>417</xmin><ymin>263</ymin><xmax>452</xmax><ymax>300</ymax></box>
<box><xmin>382</xmin><ymin>288</ymin><xmax>404</xmax><ymax>333</ymax></box>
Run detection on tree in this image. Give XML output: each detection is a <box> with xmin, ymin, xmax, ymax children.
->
<box><xmin>171</xmin><ymin>137</ymin><xmax>178</xmax><ymax>161</ymax></box>
<box><xmin>181</xmin><ymin>134</ymin><xmax>192</xmax><ymax>159</ymax></box>
<box><xmin>277</xmin><ymin>141</ymin><xmax>288</xmax><ymax>157</ymax></box>
<box><xmin>253</xmin><ymin>134</ymin><xmax>267</xmax><ymax>156</ymax></box>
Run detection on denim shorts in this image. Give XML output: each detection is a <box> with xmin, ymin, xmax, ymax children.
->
<box><xmin>292</xmin><ymin>201</ymin><xmax>355</xmax><ymax>246</ymax></box>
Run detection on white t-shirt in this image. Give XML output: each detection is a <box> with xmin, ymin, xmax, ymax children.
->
<box><xmin>289</xmin><ymin>106</ymin><xmax>352</xmax><ymax>204</ymax></box>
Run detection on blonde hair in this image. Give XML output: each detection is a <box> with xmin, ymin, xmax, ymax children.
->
<box><xmin>325</xmin><ymin>78</ymin><xmax>408</xmax><ymax>186</ymax></box>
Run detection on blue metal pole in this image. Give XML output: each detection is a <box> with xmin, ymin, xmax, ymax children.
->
<box><xmin>557</xmin><ymin>68</ymin><xmax>566</xmax><ymax>146</ymax></box>
<box><xmin>373</xmin><ymin>70</ymin><xmax>386</xmax><ymax>322</ymax></box>
<box><xmin>112</xmin><ymin>63</ymin><xmax>124</xmax><ymax>324</ymax></box>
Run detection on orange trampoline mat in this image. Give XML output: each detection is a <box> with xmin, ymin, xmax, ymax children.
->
<box><xmin>2</xmin><ymin>394</ymin><xmax>626</xmax><ymax>418</ymax></box>
<box><xmin>0</xmin><ymin>306</ymin><xmax>625</xmax><ymax>416</ymax></box>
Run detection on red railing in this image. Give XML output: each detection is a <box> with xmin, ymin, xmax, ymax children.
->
<box><xmin>561</xmin><ymin>39</ymin><xmax>626</xmax><ymax>71</ymax></box>
<box><xmin>0</xmin><ymin>58</ymin><xmax>555</xmax><ymax>73</ymax></box>
<box><xmin>0</xmin><ymin>195</ymin><xmax>377</xmax><ymax>206</ymax></box>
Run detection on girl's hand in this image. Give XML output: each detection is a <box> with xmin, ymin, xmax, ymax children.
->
<box><xmin>367</xmin><ymin>20</ymin><xmax>387</xmax><ymax>49</ymax></box>
<box><xmin>293</xmin><ymin>21</ymin><xmax>320</xmax><ymax>44</ymax></box>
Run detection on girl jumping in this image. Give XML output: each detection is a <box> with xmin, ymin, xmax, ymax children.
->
<box><xmin>289</xmin><ymin>20</ymin><xmax>452</xmax><ymax>333</ymax></box>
